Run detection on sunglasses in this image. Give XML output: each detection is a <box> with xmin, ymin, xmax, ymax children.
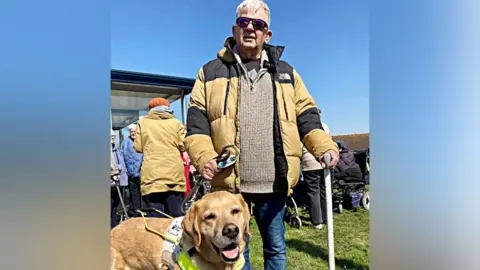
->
<box><xmin>236</xmin><ymin>17</ymin><xmax>268</xmax><ymax>30</ymax></box>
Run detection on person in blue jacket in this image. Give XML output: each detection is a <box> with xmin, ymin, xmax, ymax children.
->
<box><xmin>111</xmin><ymin>129</ymin><xmax>128</xmax><ymax>229</ymax></box>
<box><xmin>120</xmin><ymin>124</ymin><xmax>144</xmax><ymax>214</ymax></box>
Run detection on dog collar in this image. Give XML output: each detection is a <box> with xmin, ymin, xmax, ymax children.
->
<box><xmin>161</xmin><ymin>217</ymin><xmax>200</xmax><ymax>270</ymax></box>
<box><xmin>177</xmin><ymin>248</ymin><xmax>199</xmax><ymax>270</ymax></box>
<box><xmin>179</xmin><ymin>248</ymin><xmax>245</xmax><ymax>270</ymax></box>
<box><xmin>136</xmin><ymin>210</ymin><xmax>199</xmax><ymax>270</ymax></box>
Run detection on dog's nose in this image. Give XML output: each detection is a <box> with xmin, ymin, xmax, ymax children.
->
<box><xmin>222</xmin><ymin>224</ymin><xmax>239</xmax><ymax>239</ymax></box>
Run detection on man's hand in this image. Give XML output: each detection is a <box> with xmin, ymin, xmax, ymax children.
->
<box><xmin>111</xmin><ymin>174</ymin><xmax>120</xmax><ymax>181</ymax></box>
<box><xmin>319</xmin><ymin>150</ymin><xmax>340</xmax><ymax>168</ymax></box>
<box><xmin>202</xmin><ymin>158</ymin><xmax>219</xmax><ymax>180</ymax></box>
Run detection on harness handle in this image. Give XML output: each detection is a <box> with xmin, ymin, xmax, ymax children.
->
<box><xmin>136</xmin><ymin>209</ymin><xmax>178</xmax><ymax>244</ymax></box>
<box><xmin>136</xmin><ymin>208</ymin><xmax>174</xmax><ymax>219</ymax></box>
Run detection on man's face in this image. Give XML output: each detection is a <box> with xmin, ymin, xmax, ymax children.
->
<box><xmin>111</xmin><ymin>134</ymin><xmax>116</xmax><ymax>145</ymax></box>
<box><xmin>232</xmin><ymin>7</ymin><xmax>272</xmax><ymax>52</ymax></box>
<box><xmin>129</xmin><ymin>129</ymin><xmax>136</xmax><ymax>140</ymax></box>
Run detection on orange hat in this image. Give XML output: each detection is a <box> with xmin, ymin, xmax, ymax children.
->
<box><xmin>148</xmin><ymin>97</ymin><xmax>170</xmax><ymax>109</ymax></box>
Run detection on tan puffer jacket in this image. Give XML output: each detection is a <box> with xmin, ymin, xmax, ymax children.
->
<box><xmin>185</xmin><ymin>37</ymin><xmax>339</xmax><ymax>193</ymax></box>
<box><xmin>302</xmin><ymin>122</ymin><xmax>331</xmax><ymax>171</ymax></box>
<box><xmin>134</xmin><ymin>111</ymin><xmax>186</xmax><ymax>195</ymax></box>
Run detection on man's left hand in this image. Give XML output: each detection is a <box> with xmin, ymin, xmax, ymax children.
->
<box><xmin>319</xmin><ymin>150</ymin><xmax>339</xmax><ymax>168</ymax></box>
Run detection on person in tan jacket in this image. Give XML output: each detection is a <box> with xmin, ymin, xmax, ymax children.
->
<box><xmin>185</xmin><ymin>1</ymin><xmax>339</xmax><ymax>269</ymax></box>
<box><xmin>134</xmin><ymin>97</ymin><xmax>186</xmax><ymax>218</ymax></box>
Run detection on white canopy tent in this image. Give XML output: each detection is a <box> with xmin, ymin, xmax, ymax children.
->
<box><xmin>110</xmin><ymin>69</ymin><xmax>195</xmax><ymax>143</ymax></box>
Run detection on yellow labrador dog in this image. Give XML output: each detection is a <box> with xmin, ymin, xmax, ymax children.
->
<box><xmin>110</xmin><ymin>191</ymin><xmax>250</xmax><ymax>270</ymax></box>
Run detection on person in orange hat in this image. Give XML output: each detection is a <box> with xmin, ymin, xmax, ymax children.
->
<box><xmin>133</xmin><ymin>97</ymin><xmax>186</xmax><ymax>217</ymax></box>
<box><xmin>148</xmin><ymin>97</ymin><xmax>171</xmax><ymax>109</ymax></box>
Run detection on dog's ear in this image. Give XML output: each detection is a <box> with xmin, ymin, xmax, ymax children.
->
<box><xmin>182</xmin><ymin>203</ymin><xmax>202</xmax><ymax>248</ymax></box>
<box><xmin>236</xmin><ymin>194</ymin><xmax>251</xmax><ymax>236</ymax></box>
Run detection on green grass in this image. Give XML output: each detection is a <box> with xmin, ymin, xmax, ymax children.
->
<box><xmin>248</xmin><ymin>207</ymin><xmax>370</xmax><ymax>270</ymax></box>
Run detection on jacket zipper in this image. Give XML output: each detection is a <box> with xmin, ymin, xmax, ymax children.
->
<box><xmin>223</xmin><ymin>81</ymin><xmax>230</xmax><ymax>115</ymax></box>
<box><xmin>271</xmin><ymin>75</ymin><xmax>289</xmax><ymax>183</ymax></box>
<box><xmin>234</xmin><ymin>68</ymin><xmax>240</xmax><ymax>194</ymax></box>
<box><xmin>227</xmin><ymin>65</ymin><xmax>240</xmax><ymax>194</ymax></box>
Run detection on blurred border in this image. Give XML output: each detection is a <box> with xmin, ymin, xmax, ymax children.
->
<box><xmin>2</xmin><ymin>0</ymin><xmax>479</xmax><ymax>269</ymax></box>
<box><xmin>371</xmin><ymin>0</ymin><xmax>480</xmax><ymax>269</ymax></box>
<box><xmin>0</xmin><ymin>0</ymin><xmax>110</xmax><ymax>269</ymax></box>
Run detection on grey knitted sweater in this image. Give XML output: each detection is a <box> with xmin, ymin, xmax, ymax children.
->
<box><xmin>233</xmin><ymin>47</ymin><xmax>276</xmax><ymax>194</ymax></box>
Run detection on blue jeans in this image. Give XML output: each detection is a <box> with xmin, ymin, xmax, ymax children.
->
<box><xmin>242</xmin><ymin>193</ymin><xmax>287</xmax><ymax>270</ymax></box>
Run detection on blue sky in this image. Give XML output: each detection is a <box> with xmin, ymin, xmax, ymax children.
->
<box><xmin>111</xmin><ymin>0</ymin><xmax>369</xmax><ymax>136</ymax></box>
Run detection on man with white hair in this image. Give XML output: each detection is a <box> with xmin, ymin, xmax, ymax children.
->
<box><xmin>120</xmin><ymin>124</ymin><xmax>143</xmax><ymax>213</ymax></box>
<box><xmin>185</xmin><ymin>1</ymin><xmax>339</xmax><ymax>269</ymax></box>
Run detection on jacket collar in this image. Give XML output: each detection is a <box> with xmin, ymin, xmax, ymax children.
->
<box><xmin>146</xmin><ymin>110</ymin><xmax>174</xmax><ymax>120</ymax></box>
<box><xmin>217</xmin><ymin>37</ymin><xmax>285</xmax><ymax>72</ymax></box>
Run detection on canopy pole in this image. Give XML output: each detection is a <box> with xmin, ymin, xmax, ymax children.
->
<box><xmin>181</xmin><ymin>90</ymin><xmax>186</xmax><ymax>125</ymax></box>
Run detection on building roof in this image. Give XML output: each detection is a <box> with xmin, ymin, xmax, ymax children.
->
<box><xmin>110</xmin><ymin>69</ymin><xmax>195</xmax><ymax>129</ymax></box>
<box><xmin>332</xmin><ymin>133</ymin><xmax>370</xmax><ymax>151</ymax></box>
<box><xmin>111</xmin><ymin>69</ymin><xmax>195</xmax><ymax>95</ymax></box>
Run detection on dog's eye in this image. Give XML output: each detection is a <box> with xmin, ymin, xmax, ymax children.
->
<box><xmin>205</xmin><ymin>213</ymin><xmax>216</xmax><ymax>220</ymax></box>
<box><xmin>231</xmin><ymin>208</ymin><xmax>241</xmax><ymax>215</ymax></box>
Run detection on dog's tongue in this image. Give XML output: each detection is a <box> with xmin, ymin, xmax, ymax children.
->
<box><xmin>221</xmin><ymin>247</ymin><xmax>239</xmax><ymax>259</ymax></box>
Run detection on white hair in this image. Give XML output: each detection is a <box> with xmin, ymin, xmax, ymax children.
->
<box><xmin>236</xmin><ymin>0</ymin><xmax>271</xmax><ymax>26</ymax></box>
<box><xmin>128</xmin><ymin>124</ymin><xmax>137</xmax><ymax>131</ymax></box>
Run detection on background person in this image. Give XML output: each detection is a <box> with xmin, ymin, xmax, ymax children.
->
<box><xmin>181</xmin><ymin>151</ymin><xmax>196</xmax><ymax>197</ymax></box>
<box><xmin>134</xmin><ymin>97</ymin><xmax>186</xmax><ymax>218</ymax></box>
<box><xmin>334</xmin><ymin>140</ymin><xmax>363</xmax><ymax>180</ymax></box>
<box><xmin>111</xmin><ymin>129</ymin><xmax>128</xmax><ymax>229</ymax></box>
<box><xmin>120</xmin><ymin>124</ymin><xmax>144</xmax><ymax>214</ymax></box>
<box><xmin>301</xmin><ymin>108</ymin><xmax>332</xmax><ymax>229</ymax></box>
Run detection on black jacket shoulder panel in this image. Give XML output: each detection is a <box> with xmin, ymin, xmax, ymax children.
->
<box><xmin>274</xmin><ymin>60</ymin><xmax>295</xmax><ymax>88</ymax></box>
<box><xmin>203</xmin><ymin>59</ymin><xmax>231</xmax><ymax>82</ymax></box>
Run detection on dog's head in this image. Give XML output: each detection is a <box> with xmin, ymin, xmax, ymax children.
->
<box><xmin>182</xmin><ymin>191</ymin><xmax>250</xmax><ymax>264</ymax></box>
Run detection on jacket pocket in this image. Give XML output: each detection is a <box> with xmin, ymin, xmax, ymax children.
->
<box><xmin>223</xmin><ymin>81</ymin><xmax>230</xmax><ymax>115</ymax></box>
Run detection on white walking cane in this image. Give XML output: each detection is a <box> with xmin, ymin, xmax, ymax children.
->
<box><xmin>115</xmin><ymin>181</ymin><xmax>130</xmax><ymax>219</ymax></box>
<box><xmin>323</xmin><ymin>153</ymin><xmax>335</xmax><ymax>270</ymax></box>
